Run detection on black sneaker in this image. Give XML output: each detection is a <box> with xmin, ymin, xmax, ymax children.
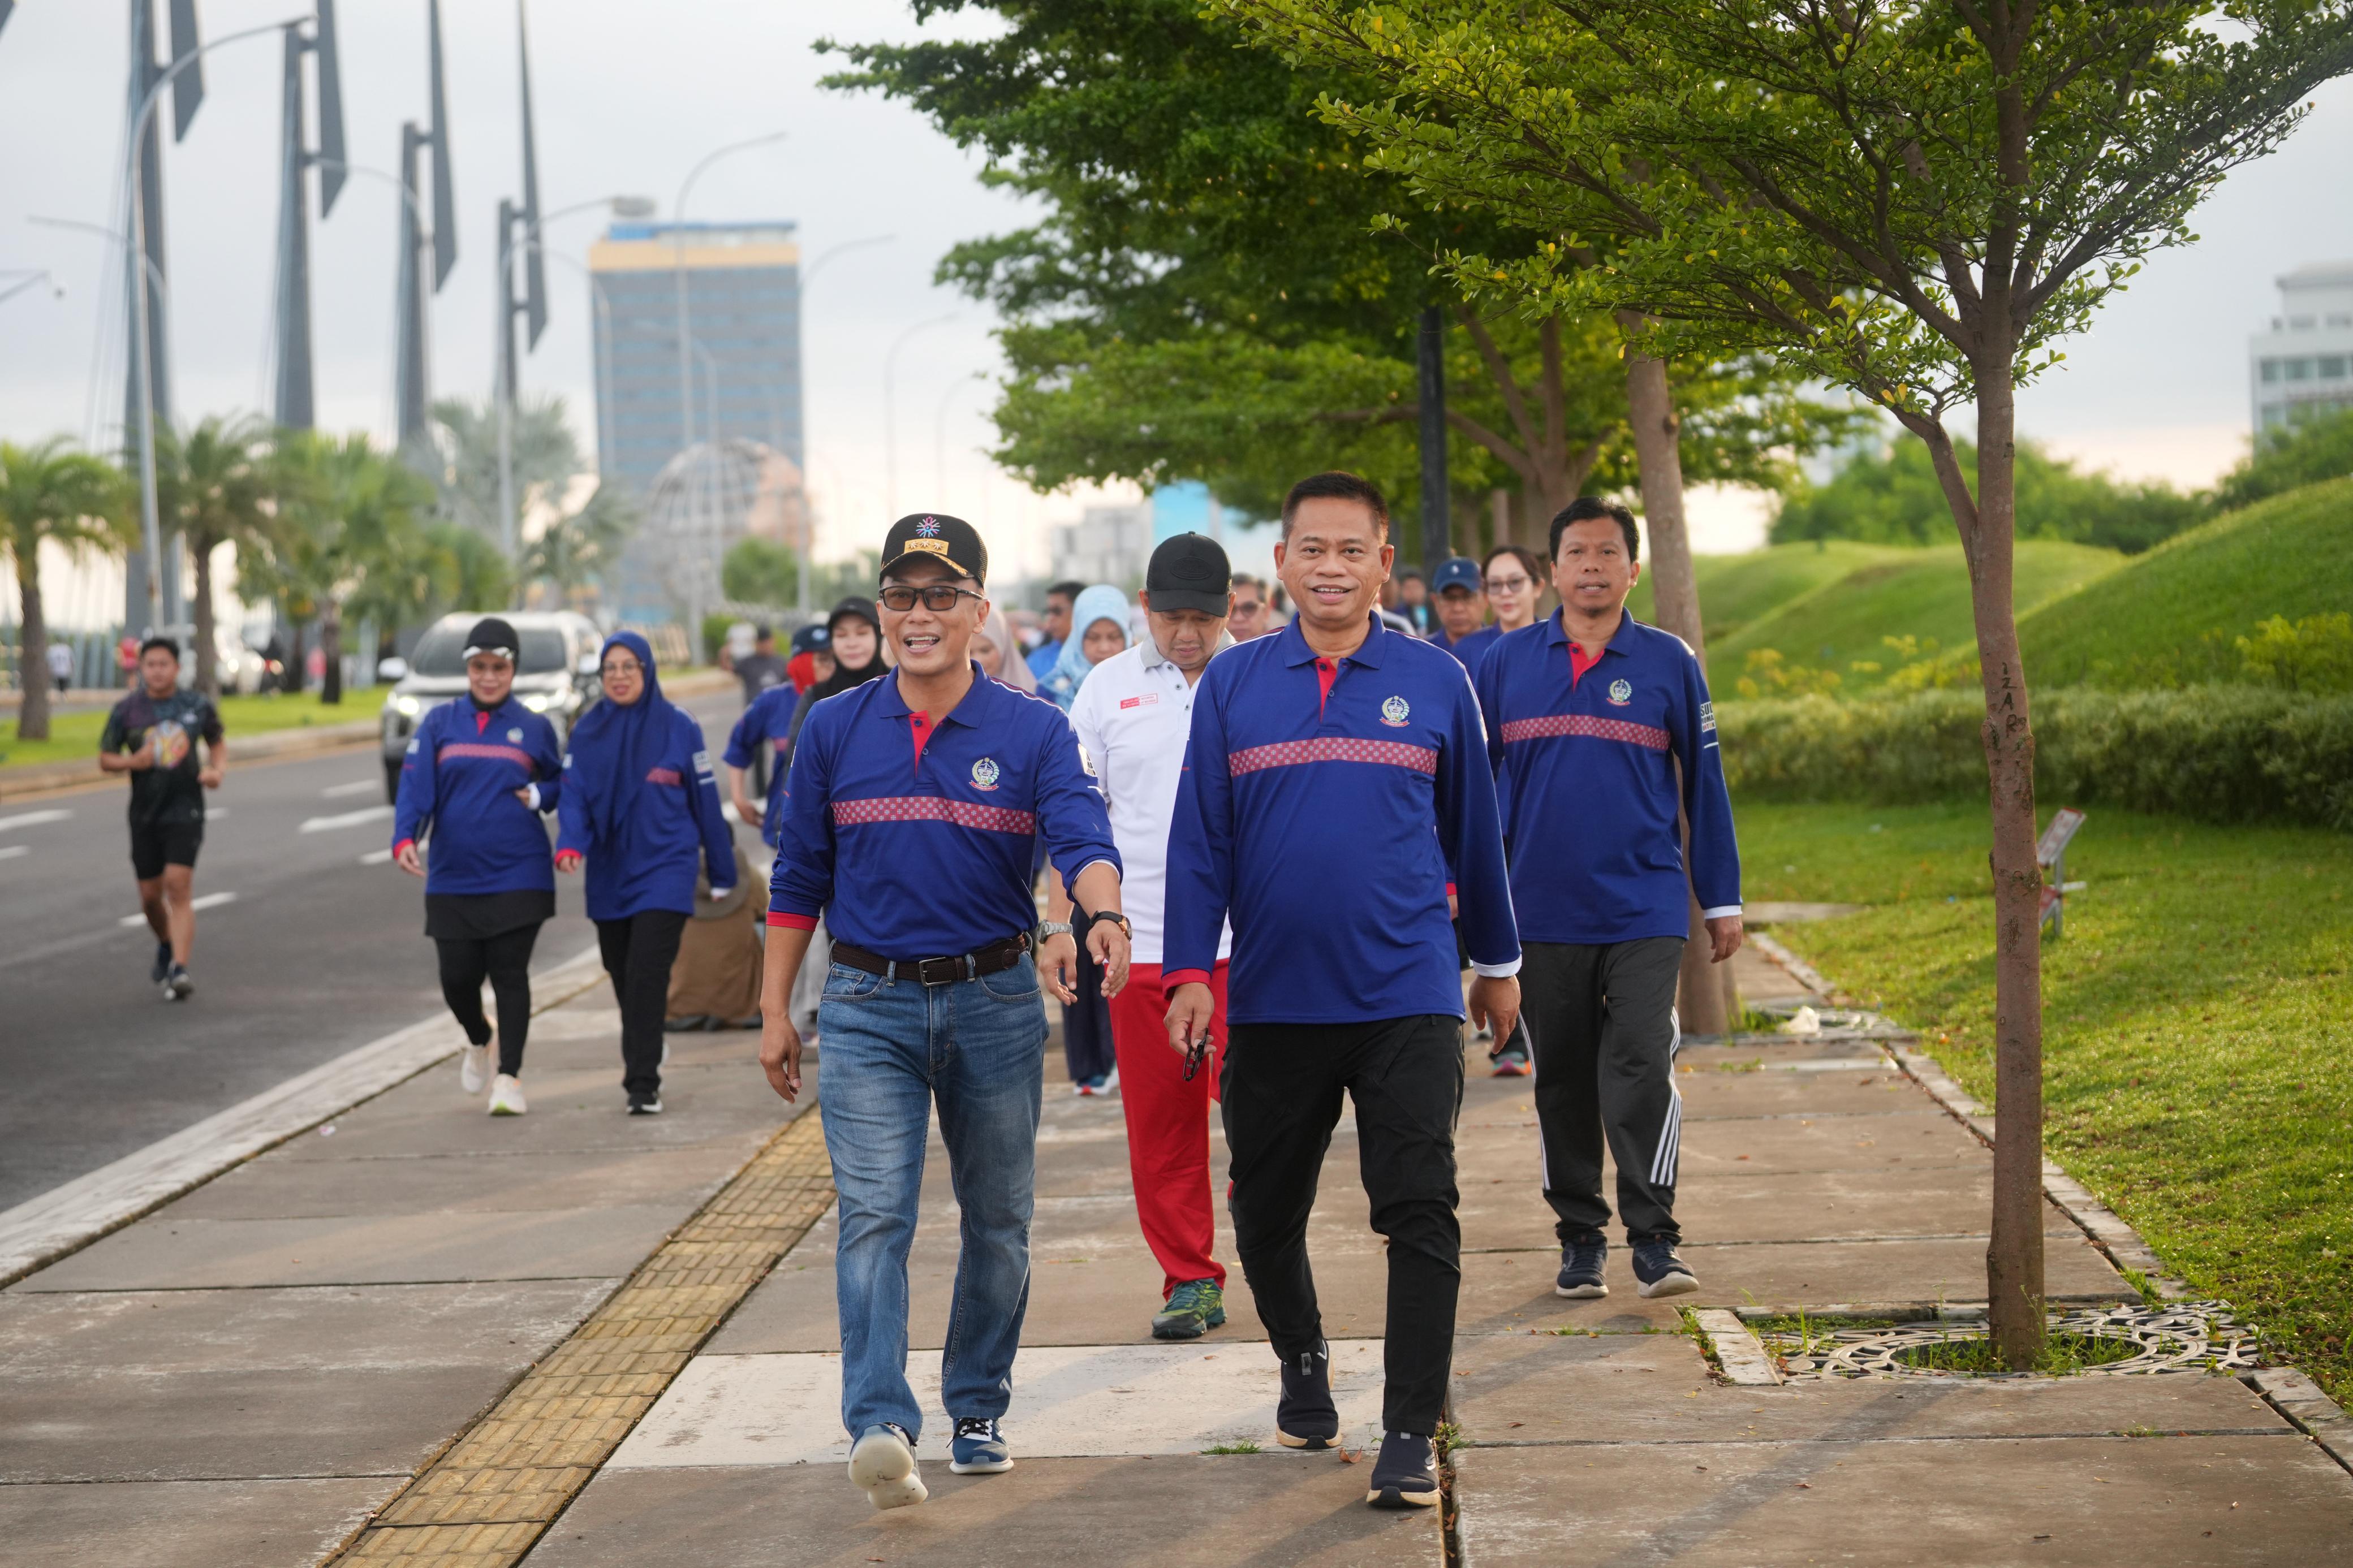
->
<box><xmin>1631</xmin><ymin>1238</ymin><xmax>1699</xmax><ymax>1298</ymax></box>
<box><xmin>150</xmin><ymin>941</ymin><xmax>171</xmax><ymax>984</ymax></box>
<box><xmin>1275</xmin><ymin>1342</ymin><xmax>1338</xmax><ymax>1450</ymax></box>
<box><xmin>1366</xmin><ymin>1430</ymin><xmax>1439</xmax><ymax>1509</ymax></box>
<box><xmin>162</xmin><ymin>963</ymin><xmax>193</xmax><ymax>1001</ymax></box>
<box><xmin>626</xmin><ymin>1093</ymin><xmax>663</xmax><ymax>1116</ymax></box>
<box><xmin>1556</xmin><ymin>1233</ymin><xmax>1608</xmax><ymax>1299</ymax></box>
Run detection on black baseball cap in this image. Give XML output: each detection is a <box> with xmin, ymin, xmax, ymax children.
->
<box><xmin>1144</xmin><ymin>532</ymin><xmax>1233</xmax><ymax>616</ymax></box>
<box><xmin>880</xmin><ymin>512</ymin><xmax>988</xmax><ymax>585</ymax></box>
<box><xmin>463</xmin><ymin>617</ymin><xmax>520</xmax><ymax>659</ymax></box>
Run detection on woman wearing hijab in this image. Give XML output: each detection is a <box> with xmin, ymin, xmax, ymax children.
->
<box><xmin>1036</xmin><ymin>584</ymin><xmax>1129</xmax><ymax>1092</ymax></box>
<box><xmin>1040</xmin><ymin>584</ymin><xmax>1131</xmax><ymax>711</ymax></box>
<box><xmin>972</xmin><ymin>605</ymin><xmax>1037</xmax><ymax>694</ymax></box>
<box><xmin>390</xmin><ymin>617</ymin><xmax>563</xmax><ymax>1117</ymax></box>
<box><xmin>557</xmin><ymin>631</ymin><xmax>736</xmax><ymax>1114</ymax></box>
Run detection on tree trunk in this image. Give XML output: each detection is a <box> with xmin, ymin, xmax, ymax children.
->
<box><xmin>319</xmin><ymin>599</ymin><xmax>344</xmax><ymax>706</ymax></box>
<box><xmin>1966</xmin><ymin>360</ymin><xmax>2048</xmax><ymax>1370</ymax></box>
<box><xmin>1622</xmin><ymin>332</ymin><xmax>1735</xmax><ymax>1036</ymax></box>
<box><xmin>15</xmin><ymin>550</ymin><xmax>51</xmax><ymax>742</ymax></box>
<box><xmin>287</xmin><ymin>617</ymin><xmax>308</xmax><ymax>695</ymax></box>
<box><xmin>191</xmin><ymin>535</ymin><xmax>219</xmax><ymax>697</ymax></box>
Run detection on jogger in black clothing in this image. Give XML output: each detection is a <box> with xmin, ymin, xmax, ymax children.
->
<box><xmin>436</xmin><ymin>923</ymin><xmax>543</xmax><ymax>1080</ymax></box>
<box><xmin>596</xmin><ymin>908</ymin><xmax>688</xmax><ymax>1104</ymax></box>
<box><xmin>1222</xmin><ymin>1014</ymin><xmax>1466</xmax><ymax>1436</ymax></box>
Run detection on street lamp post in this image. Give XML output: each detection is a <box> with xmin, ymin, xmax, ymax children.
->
<box><xmin>671</xmin><ymin>132</ymin><xmax>789</xmax><ymax>451</ymax></box>
<box><xmin>0</xmin><ymin>269</ymin><xmax>61</xmax><ymax>308</ymax></box>
<box><xmin>934</xmin><ymin>370</ymin><xmax>987</xmax><ymax>500</ymax></box>
<box><xmin>882</xmin><ymin>313</ymin><xmax>959</xmax><ymax>522</ymax></box>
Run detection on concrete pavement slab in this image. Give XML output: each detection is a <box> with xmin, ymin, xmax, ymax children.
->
<box><xmin>269</xmin><ymin>1074</ymin><xmax>786</xmax><ymax>1162</ymax></box>
<box><xmin>165</xmin><ymin>1143</ymin><xmax>752</xmax><ymax>1221</ymax></box>
<box><xmin>609</xmin><ymin>1340</ymin><xmax>1391</xmax><ymax>1467</ymax></box>
<box><xmin>528</xmin><ymin>1455</ymin><xmax>1437</xmax><ymax>1568</ymax></box>
<box><xmin>1456</xmin><ymin>1108</ymin><xmax>1988</xmax><ymax>1184</ymax></box>
<box><xmin>1458</xmin><ymin>1173</ymin><xmax>2093</xmax><ymax>1252</ymax></box>
<box><xmin>1451</xmin><ymin>1433</ymin><xmax>2348</xmax><ymax>1566</ymax></box>
<box><xmin>1671</xmin><ymin>1068</ymin><xmax>1938</xmax><ymax>1118</ymax></box>
<box><xmin>0</xmin><ymin>1476</ymin><xmax>399</xmax><ymax>1568</ymax></box>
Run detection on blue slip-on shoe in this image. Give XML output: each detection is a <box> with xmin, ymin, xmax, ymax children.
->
<box><xmin>1631</xmin><ymin>1238</ymin><xmax>1700</xmax><ymax>1298</ymax></box>
<box><xmin>848</xmin><ymin>1422</ymin><xmax>928</xmax><ymax>1509</ymax></box>
<box><xmin>1275</xmin><ymin>1342</ymin><xmax>1338</xmax><ymax>1450</ymax></box>
<box><xmin>1556</xmin><ymin>1233</ymin><xmax>1609</xmax><ymax>1299</ymax></box>
<box><xmin>949</xmin><ymin>1416</ymin><xmax>1013</xmax><ymax>1474</ymax></box>
<box><xmin>1366</xmin><ymin>1431</ymin><xmax>1440</xmax><ymax>1509</ymax></box>
<box><xmin>1152</xmin><ymin>1278</ymin><xmax>1227</xmax><ymax>1341</ymax></box>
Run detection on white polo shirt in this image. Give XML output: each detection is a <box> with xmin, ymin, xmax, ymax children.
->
<box><xmin>1067</xmin><ymin>636</ymin><xmax>1234</xmax><ymax>967</ymax></box>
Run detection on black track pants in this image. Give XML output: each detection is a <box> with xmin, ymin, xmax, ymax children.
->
<box><xmin>1222</xmin><ymin>1013</ymin><xmax>1464</xmax><ymax>1436</ymax></box>
<box><xmin>596</xmin><ymin>909</ymin><xmax>688</xmax><ymax>1098</ymax></box>
<box><xmin>1520</xmin><ymin>936</ymin><xmax>1688</xmax><ymax>1245</ymax></box>
<box><xmin>435</xmin><ymin>923</ymin><xmax>543</xmax><ymax>1077</ymax></box>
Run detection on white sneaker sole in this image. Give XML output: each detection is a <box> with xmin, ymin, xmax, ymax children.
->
<box><xmin>488</xmin><ymin>1077</ymin><xmax>527</xmax><ymax>1117</ymax></box>
<box><xmin>1554</xmin><ymin>1281</ymin><xmax>1608</xmax><ymax>1299</ymax></box>
<box><xmin>948</xmin><ymin>1454</ymin><xmax>1012</xmax><ymax>1474</ymax></box>
<box><xmin>1637</xmin><ymin>1270</ymin><xmax>1700</xmax><ymax>1298</ymax></box>
<box><xmin>1368</xmin><ymin>1485</ymin><xmax>1441</xmax><ymax>1507</ymax></box>
<box><xmin>865</xmin><ymin>1472</ymin><xmax>928</xmax><ymax>1510</ymax></box>
<box><xmin>848</xmin><ymin>1428</ymin><xmax>925</xmax><ymax>1509</ymax></box>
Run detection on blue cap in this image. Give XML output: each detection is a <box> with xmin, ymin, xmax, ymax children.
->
<box><xmin>1431</xmin><ymin>556</ymin><xmax>1484</xmax><ymax>595</ymax></box>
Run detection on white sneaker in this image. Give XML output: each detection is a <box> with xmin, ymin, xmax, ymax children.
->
<box><xmin>460</xmin><ymin>1043</ymin><xmax>490</xmax><ymax>1095</ymax></box>
<box><xmin>487</xmin><ymin>1074</ymin><xmax>527</xmax><ymax>1116</ymax></box>
<box><xmin>1100</xmin><ymin>1066</ymin><xmax>1120</xmax><ymax>1097</ymax></box>
<box><xmin>848</xmin><ymin>1424</ymin><xmax>926</xmax><ymax>1511</ymax></box>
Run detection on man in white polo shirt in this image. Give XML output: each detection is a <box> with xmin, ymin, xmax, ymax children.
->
<box><xmin>1058</xmin><ymin>532</ymin><xmax>1237</xmax><ymax>1341</ymax></box>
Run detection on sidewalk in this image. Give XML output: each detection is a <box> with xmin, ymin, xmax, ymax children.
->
<box><xmin>6</xmin><ymin>938</ymin><xmax>2352</xmax><ymax>1565</ymax></box>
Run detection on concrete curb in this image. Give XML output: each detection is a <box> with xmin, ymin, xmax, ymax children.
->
<box><xmin>0</xmin><ymin>943</ymin><xmax>609</xmax><ymax>1289</ymax></box>
<box><xmin>1747</xmin><ymin>930</ymin><xmax>1845</xmax><ymax>1002</ymax></box>
<box><xmin>2241</xmin><ymin>1368</ymin><xmax>2353</xmax><ymax>1475</ymax></box>
<box><xmin>1692</xmin><ymin>1308</ymin><xmax>1783</xmax><ymax>1386</ymax></box>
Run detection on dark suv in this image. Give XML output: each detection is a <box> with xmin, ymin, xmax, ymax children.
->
<box><xmin>377</xmin><ymin>611</ymin><xmax>604</xmax><ymax>802</ymax></box>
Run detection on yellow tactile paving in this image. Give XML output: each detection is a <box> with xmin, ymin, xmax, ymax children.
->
<box><xmin>322</xmin><ymin>1109</ymin><xmax>834</xmax><ymax>1567</ymax></box>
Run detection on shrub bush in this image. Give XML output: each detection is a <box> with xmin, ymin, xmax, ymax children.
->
<box><xmin>1720</xmin><ymin>687</ymin><xmax>2353</xmax><ymax>830</ymax></box>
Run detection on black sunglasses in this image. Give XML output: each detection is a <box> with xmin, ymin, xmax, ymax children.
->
<box><xmin>878</xmin><ymin>584</ymin><xmax>984</xmax><ymax>613</ymax></box>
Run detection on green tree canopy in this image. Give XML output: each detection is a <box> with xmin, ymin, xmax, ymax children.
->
<box><xmin>2214</xmin><ymin>408</ymin><xmax>2353</xmax><ymax>512</ymax></box>
<box><xmin>152</xmin><ymin>414</ymin><xmax>272</xmax><ymax>696</ymax></box>
<box><xmin>1</xmin><ymin>437</ymin><xmax>132</xmax><ymax>740</ymax></box>
<box><xmin>720</xmin><ymin>536</ymin><xmax>800</xmax><ymax>608</ymax></box>
<box><xmin>1775</xmin><ymin>438</ymin><xmax>2206</xmax><ymax>555</ymax></box>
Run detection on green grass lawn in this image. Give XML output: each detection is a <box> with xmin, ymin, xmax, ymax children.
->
<box><xmin>1629</xmin><ymin>539</ymin><xmax>1911</xmax><ymax>644</ymax></box>
<box><xmin>1708</xmin><ymin>538</ymin><xmax>2123</xmax><ymax>690</ymax></box>
<box><xmin>2017</xmin><ymin>476</ymin><xmax>2353</xmax><ymax>689</ymax></box>
<box><xmin>1739</xmin><ymin>800</ymin><xmax>2353</xmax><ymax>1400</ymax></box>
<box><xmin>1</xmin><ymin>690</ymin><xmax>378</xmax><ymax>773</ymax></box>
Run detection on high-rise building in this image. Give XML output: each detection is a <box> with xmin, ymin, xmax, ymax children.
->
<box><xmin>2248</xmin><ymin>261</ymin><xmax>2353</xmax><ymax>434</ymax></box>
<box><xmin>589</xmin><ymin>220</ymin><xmax>804</xmax><ymax>495</ymax></box>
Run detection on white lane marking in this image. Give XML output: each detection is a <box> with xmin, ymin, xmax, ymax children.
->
<box><xmin>0</xmin><ymin>845</ymin><xmax>27</xmax><ymax>861</ymax></box>
<box><xmin>358</xmin><ymin>847</ymin><xmax>394</xmax><ymax>865</ymax></box>
<box><xmin>0</xmin><ymin>943</ymin><xmax>608</xmax><ymax>1287</ymax></box>
<box><xmin>320</xmin><ymin>779</ymin><xmax>379</xmax><ymax>798</ymax></box>
<box><xmin>205</xmin><ymin>807</ymin><xmax>227</xmax><ymax>820</ymax></box>
<box><xmin>0</xmin><ymin>810</ymin><xmax>71</xmax><ymax>833</ymax></box>
<box><xmin>299</xmin><ymin>804</ymin><xmax>395</xmax><ymax>833</ymax></box>
<box><xmin>117</xmin><ymin>891</ymin><xmax>237</xmax><ymax>927</ymax></box>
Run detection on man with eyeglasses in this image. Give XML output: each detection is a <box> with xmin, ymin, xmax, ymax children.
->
<box><xmin>758</xmin><ymin>512</ymin><xmax>1130</xmax><ymax>1511</ymax></box>
<box><xmin>1227</xmin><ymin>573</ymin><xmax>1275</xmax><ymax>642</ymax></box>
<box><xmin>1428</xmin><ymin>556</ymin><xmax>1498</xmax><ymax>672</ymax></box>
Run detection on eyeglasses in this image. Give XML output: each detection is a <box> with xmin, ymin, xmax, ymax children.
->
<box><xmin>1485</xmin><ymin>574</ymin><xmax>1533</xmax><ymax>593</ymax></box>
<box><xmin>878</xmin><ymin>584</ymin><xmax>984</xmax><ymax>614</ymax></box>
<box><xmin>1234</xmin><ymin>599</ymin><xmax>1265</xmax><ymax>614</ymax></box>
<box><xmin>600</xmin><ymin>659</ymin><xmax>642</xmax><ymax>679</ymax></box>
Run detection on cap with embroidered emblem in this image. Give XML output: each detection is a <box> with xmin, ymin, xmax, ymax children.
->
<box><xmin>880</xmin><ymin>512</ymin><xmax>988</xmax><ymax>585</ymax></box>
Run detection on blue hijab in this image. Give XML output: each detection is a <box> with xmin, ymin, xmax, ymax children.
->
<box><xmin>568</xmin><ymin>630</ymin><xmax>673</xmax><ymax>844</ymax></box>
<box><xmin>1044</xmin><ymin>584</ymin><xmax>1131</xmax><ymax>710</ymax></box>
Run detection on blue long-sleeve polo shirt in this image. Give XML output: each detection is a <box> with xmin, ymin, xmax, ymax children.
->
<box><xmin>555</xmin><ymin>706</ymin><xmax>735</xmax><ymax>922</ymax></box>
<box><xmin>1162</xmin><ymin>613</ymin><xmax>1520</xmax><ymax>1025</ymax></box>
<box><xmin>765</xmin><ymin>666</ymin><xmax>1121</xmax><ymax>958</ymax></box>
<box><xmin>722</xmin><ymin>683</ymin><xmax>800</xmax><ymax>847</ymax></box>
<box><xmin>1434</xmin><ymin>623</ymin><xmax>1501</xmax><ymax>675</ymax></box>
<box><xmin>1475</xmin><ymin>611</ymin><xmax>1741</xmax><ymax>945</ymax></box>
<box><xmin>391</xmin><ymin>697</ymin><xmax>562</xmax><ymax>896</ymax></box>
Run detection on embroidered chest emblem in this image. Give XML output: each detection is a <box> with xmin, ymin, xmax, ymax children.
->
<box><xmin>971</xmin><ymin>757</ymin><xmax>1001</xmax><ymax>791</ymax></box>
<box><xmin>506</xmin><ymin>727</ymin><xmax>523</xmax><ymax>743</ymax></box>
<box><xmin>1606</xmin><ymin>679</ymin><xmax>1633</xmax><ymax>707</ymax></box>
<box><xmin>916</xmin><ymin>516</ymin><xmax>942</xmax><ymax>536</ymax></box>
<box><xmin>1380</xmin><ymin>695</ymin><xmax>1411</xmax><ymax>727</ymax></box>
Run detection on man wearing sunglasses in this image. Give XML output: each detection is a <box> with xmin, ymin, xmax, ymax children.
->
<box><xmin>758</xmin><ymin>512</ymin><xmax>1130</xmax><ymax>1511</ymax></box>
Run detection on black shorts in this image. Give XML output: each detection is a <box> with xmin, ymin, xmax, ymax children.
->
<box><xmin>130</xmin><ymin>818</ymin><xmax>202</xmax><ymax>880</ymax></box>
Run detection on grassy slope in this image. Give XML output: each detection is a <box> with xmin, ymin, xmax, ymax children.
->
<box><xmin>1628</xmin><ymin>540</ymin><xmax>1910</xmax><ymax>643</ymax></box>
<box><xmin>2018</xmin><ymin>477</ymin><xmax>2353</xmax><ymax>689</ymax></box>
<box><xmin>1707</xmin><ymin>539</ymin><xmax>2123</xmax><ymax>689</ymax></box>
<box><xmin>1740</xmin><ymin>801</ymin><xmax>2353</xmax><ymax>1401</ymax></box>
<box><xmin>0</xmin><ymin>691</ymin><xmax>373</xmax><ymax>772</ymax></box>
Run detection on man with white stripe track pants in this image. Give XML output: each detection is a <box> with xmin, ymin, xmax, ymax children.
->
<box><xmin>1476</xmin><ymin>496</ymin><xmax>1744</xmax><ymax>1304</ymax></box>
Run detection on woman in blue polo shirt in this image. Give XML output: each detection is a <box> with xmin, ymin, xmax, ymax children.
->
<box><xmin>391</xmin><ymin>618</ymin><xmax>563</xmax><ymax>1117</ymax></box>
<box><xmin>557</xmin><ymin>631</ymin><xmax>736</xmax><ymax>1115</ymax></box>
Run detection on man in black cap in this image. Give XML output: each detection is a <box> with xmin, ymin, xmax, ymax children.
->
<box><xmin>759</xmin><ymin>512</ymin><xmax>1129</xmax><ymax>1509</ymax></box>
<box><xmin>1058</xmin><ymin>533</ymin><xmax>1239</xmax><ymax>1340</ymax></box>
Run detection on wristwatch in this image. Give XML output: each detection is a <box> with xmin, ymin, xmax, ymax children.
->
<box><xmin>1035</xmin><ymin>919</ymin><xmax>1073</xmax><ymax>943</ymax></box>
<box><xmin>1083</xmin><ymin>909</ymin><xmax>1132</xmax><ymax>941</ymax></box>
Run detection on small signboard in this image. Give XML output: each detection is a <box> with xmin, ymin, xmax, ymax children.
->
<box><xmin>2036</xmin><ymin>807</ymin><xmax>2087</xmax><ymax>868</ymax></box>
<box><xmin>2039</xmin><ymin>883</ymin><xmax>2063</xmax><ymax>922</ymax></box>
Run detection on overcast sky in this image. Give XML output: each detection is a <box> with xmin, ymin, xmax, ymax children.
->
<box><xmin>5</xmin><ymin>0</ymin><xmax>2351</xmax><ymax>585</ymax></box>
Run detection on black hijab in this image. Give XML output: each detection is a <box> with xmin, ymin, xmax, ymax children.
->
<box><xmin>806</xmin><ymin>597</ymin><xmax>884</xmax><ymax>703</ymax></box>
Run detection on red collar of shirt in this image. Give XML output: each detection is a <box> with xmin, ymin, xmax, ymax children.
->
<box><xmin>1315</xmin><ymin>656</ymin><xmax>1339</xmax><ymax>715</ymax></box>
<box><xmin>910</xmin><ymin>710</ymin><xmax>936</xmax><ymax>770</ymax></box>
<box><xmin>1568</xmin><ymin>641</ymin><xmax>1604</xmax><ymax>687</ymax></box>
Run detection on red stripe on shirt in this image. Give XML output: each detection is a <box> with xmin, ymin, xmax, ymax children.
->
<box><xmin>1227</xmin><ymin>737</ymin><xmax>1438</xmax><ymax>776</ymax></box>
<box><xmin>437</xmin><ymin>742</ymin><xmax>535</xmax><ymax>767</ymax></box>
<box><xmin>1498</xmin><ymin>712</ymin><xmax>1670</xmax><ymax>751</ymax></box>
<box><xmin>766</xmin><ymin>910</ymin><xmax>818</xmax><ymax>930</ymax></box>
<box><xmin>646</xmin><ymin>766</ymin><xmax>683</xmax><ymax>785</ymax></box>
<box><xmin>831</xmin><ymin>795</ymin><xmax>1039</xmax><ymax>835</ymax></box>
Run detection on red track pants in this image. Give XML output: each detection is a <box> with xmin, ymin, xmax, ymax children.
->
<box><xmin>1108</xmin><ymin>961</ymin><xmax>1230</xmax><ymax>1298</ymax></box>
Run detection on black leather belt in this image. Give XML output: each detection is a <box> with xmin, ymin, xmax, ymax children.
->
<box><xmin>830</xmin><ymin>931</ymin><xmax>1032</xmax><ymax>986</ymax></box>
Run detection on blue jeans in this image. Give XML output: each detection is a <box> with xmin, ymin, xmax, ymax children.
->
<box><xmin>816</xmin><ymin>953</ymin><xmax>1048</xmax><ymax>1441</ymax></box>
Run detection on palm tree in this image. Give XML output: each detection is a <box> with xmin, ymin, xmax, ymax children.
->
<box><xmin>521</xmin><ymin>480</ymin><xmax>637</xmax><ymax>611</ymax></box>
<box><xmin>153</xmin><ymin>415</ymin><xmax>272</xmax><ymax>696</ymax></box>
<box><xmin>1</xmin><ymin>438</ymin><xmax>132</xmax><ymax>740</ymax></box>
<box><xmin>257</xmin><ymin>432</ymin><xmax>437</xmax><ymax>704</ymax></box>
<box><xmin>427</xmin><ymin>393</ymin><xmax>587</xmax><ymax>551</ymax></box>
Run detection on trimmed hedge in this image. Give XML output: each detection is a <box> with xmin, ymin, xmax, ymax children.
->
<box><xmin>1720</xmin><ymin>687</ymin><xmax>2353</xmax><ymax>830</ymax></box>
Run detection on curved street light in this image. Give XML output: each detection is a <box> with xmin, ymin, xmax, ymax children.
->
<box><xmin>671</xmin><ymin>131</ymin><xmax>789</xmax><ymax>449</ymax></box>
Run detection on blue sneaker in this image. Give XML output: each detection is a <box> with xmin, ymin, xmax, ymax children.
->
<box><xmin>949</xmin><ymin>1416</ymin><xmax>1012</xmax><ymax>1474</ymax></box>
<box><xmin>1557</xmin><ymin>1233</ymin><xmax>1608</xmax><ymax>1298</ymax></box>
<box><xmin>1366</xmin><ymin>1430</ymin><xmax>1440</xmax><ymax>1509</ymax></box>
<box><xmin>1631</xmin><ymin>1238</ymin><xmax>1699</xmax><ymax>1299</ymax></box>
<box><xmin>1152</xmin><ymin>1278</ymin><xmax>1227</xmax><ymax>1341</ymax></box>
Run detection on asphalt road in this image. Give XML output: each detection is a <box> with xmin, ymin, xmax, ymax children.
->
<box><xmin>0</xmin><ymin>689</ymin><xmax>749</xmax><ymax>1212</ymax></box>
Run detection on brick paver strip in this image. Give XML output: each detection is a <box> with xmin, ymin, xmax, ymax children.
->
<box><xmin>325</xmin><ymin>1109</ymin><xmax>835</xmax><ymax>1565</ymax></box>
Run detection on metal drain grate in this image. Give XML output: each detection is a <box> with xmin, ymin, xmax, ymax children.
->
<box><xmin>1767</xmin><ymin>1302</ymin><xmax>2262</xmax><ymax>1379</ymax></box>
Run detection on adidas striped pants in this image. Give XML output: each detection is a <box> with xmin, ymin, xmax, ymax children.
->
<box><xmin>1520</xmin><ymin>935</ymin><xmax>1688</xmax><ymax>1246</ymax></box>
